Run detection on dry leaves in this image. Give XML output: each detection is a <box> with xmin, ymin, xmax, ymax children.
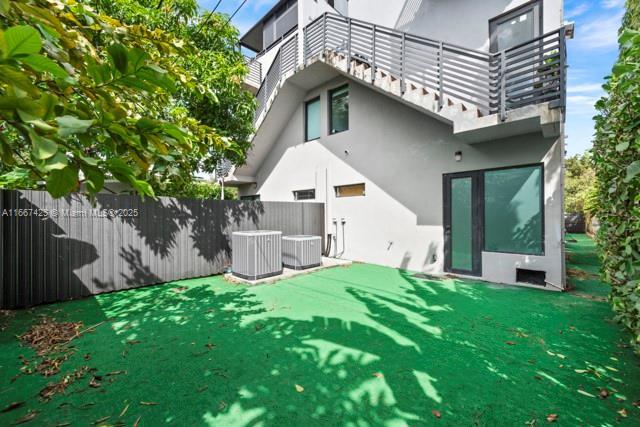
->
<box><xmin>0</xmin><ymin>401</ymin><xmax>24</xmax><ymax>413</ymax></box>
<box><xmin>599</xmin><ymin>389</ymin><xmax>610</xmax><ymax>399</ymax></box>
<box><xmin>617</xmin><ymin>408</ymin><xmax>628</xmax><ymax>418</ymax></box>
<box><xmin>14</xmin><ymin>410</ymin><xmax>38</xmax><ymax>425</ymax></box>
<box><xmin>506</xmin><ymin>341</ymin><xmax>516</xmax><ymax>346</ymax></box>
<box><xmin>39</xmin><ymin>366</ymin><xmax>89</xmax><ymax>401</ymax></box>
<box><xmin>20</xmin><ymin>317</ymin><xmax>83</xmax><ymax>355</ymax></box>
<box><xmin>546</xmin><ymin>413</ymin><xmax>558</xmax><ymax>423</ymax></box>
<box><xmin>372</xmin><ymin>372</ymin><xmax>384</xmax><ymax>378</ymax></box>
<box><xmin>295</xmin><ymin>384</ymin><xmax>304</xmax><ymax>393</ymax></box>
<box><xmin>431</xmin><ymin>410</ymin><xmax>441</xmax><ymax>419</ymax></box>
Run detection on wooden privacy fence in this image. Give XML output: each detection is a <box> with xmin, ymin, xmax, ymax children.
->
<box><xmin>0</xmin><ymin>190</ymin><xmax>324</xmax><ymax>309</ymax></box>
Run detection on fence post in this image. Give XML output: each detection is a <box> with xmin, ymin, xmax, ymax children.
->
<box><xmin>500</xmin><ymin>50</ymin><xmax>507</xmax><ymax>121</ymax></box>
<box><xmin>347</xmin><ymin>18</ymin><xmax>352</xmax><ymax>73</ymax></box>
<box><xmin>371</xmin><ymin>25</ymin><xmax>376</xmax><ymax>84</ymax></box>
<box><xmin>401</xmin><ymin>32</ymin><xmax>406</xmax><ymax>95</ymax></box>
<box><xmin>438</xmin><ymin>41</ymin><xmax>444</xmax><ymax>110</ymax></box>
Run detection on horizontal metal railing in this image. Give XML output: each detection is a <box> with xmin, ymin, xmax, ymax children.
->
<box><xmin>254</xmin><ymin>33</ymin><xmax>298</xmax><ymax>121</ymax></box>
<box><xmin>244</xmin><ymin>57</ymin><xmax>262</xmax><ymax>87</ymax></box>
<box><xmin>252</xmin><ymin>12</ymin><xmax>566</xmax><ymax>124</ymax></box>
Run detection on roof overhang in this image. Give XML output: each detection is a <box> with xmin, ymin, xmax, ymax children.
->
<box><xmin>240</xmin><ymin>0</ymin><xmax>291</xmax><ymax>52</ymax></box>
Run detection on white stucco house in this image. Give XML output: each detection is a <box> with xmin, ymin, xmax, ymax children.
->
<box><xmin>226</xmin><ymin>0</ymin><xmax>571</xmax><ymax>290</ymax></box>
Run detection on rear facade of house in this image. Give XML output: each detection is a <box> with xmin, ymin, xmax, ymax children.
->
<box><xmin>227</xmin><ymin>0</ymin><xmax>569</xmax><ymax>290</ymax></box>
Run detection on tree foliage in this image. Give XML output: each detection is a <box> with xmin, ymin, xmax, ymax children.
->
<box><xmin>565</xmin><ymin>153</ymin><xmax>597</xmax><ymax>217</ymax></box>
<box><xmin>154</xmin><ymin>179</ymin><xmax>237</xmax><ymax>200</ymax></box>
<box><xmin>96</xmin><ymin>0</ymin><xmax>255</xmax><ymax>172</ymax></box>
<box><xmin>0</xmin><ymin>0</ymin><xmax>254</xmax><ymax>198</ymax></box>
<box><xmin>592</xmin><ymin>0</ymin><xmax>640</xmax><ymax>353</ymax></box>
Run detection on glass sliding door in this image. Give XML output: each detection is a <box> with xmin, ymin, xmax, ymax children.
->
<box><xmin>444</xmin><ymin>172</ymin><xmax>482</xmax><ymax>276</ymax></box>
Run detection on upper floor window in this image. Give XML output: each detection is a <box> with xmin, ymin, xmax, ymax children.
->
<box><xmin>305</xmin><ymin>97</ymin><xmax>321</xmax><ymax>141</ymax></box>
<box><xmin>489</xmin><ymin>1</ymin><xmax>541</xmax><ymax>52</ymax></box>
<box><xmin>294</xmin><ymin>189</ymin><xmax>316</xmax><ymax>201</ymax></box>
<box><xmin>263</xmin><ymin>0</ymin><xmax>298</xmax><ymax>50</ymax></box>
<box><xmin>329</xmin><ymin>85</ymin><xmax>349</xmax><ymax>134</ymax></box>
<box><xmin>327</xmin><ymin>0</ymin><xmax>348</xmax><ymax>16</ymax></box>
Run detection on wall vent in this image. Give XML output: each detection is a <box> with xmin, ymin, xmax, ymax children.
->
<box><xmin>516</xmin><ymin>268</ymin><xmax>546</xmax><ymax>287</ymax></box>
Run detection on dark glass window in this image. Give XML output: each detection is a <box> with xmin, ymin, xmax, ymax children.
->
<box><xmin>329</xmin><ymin>85</ymin><xmax>349</xmax><ymax>134</ymax></box>
<box><xmin>241</xmin><ymin>195</ymin><xmax>261</xmax><ymax>201</ymax></box>
<box><xmin>484</xmin><ymin>165</ymin><xmax>543</xmax><ymax>254</ymax></box>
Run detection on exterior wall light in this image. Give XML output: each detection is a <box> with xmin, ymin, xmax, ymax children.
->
<box><xmin>454</xmin><ymin>151</ymin><xmax>463</xmax><ymax>162</ymax></box>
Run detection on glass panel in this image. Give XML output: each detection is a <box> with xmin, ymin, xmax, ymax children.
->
<box><xmin>451</xmin><ymin>177</ymin><xmax>473</xmax><ymax>271</ymax></box>
<box><xmin>484</xmin><ymin>166</ymin><xmax>543</xmax><ymax>254</ymax></box>
<box><xmin>335</xmin><ymin>183</ymin><xmax>365</xmax><ymax>198</ymax></box>
<box><xmin>305</xmin><ymin>98</ymin><xmax>320</xmax><ymax>141</ymax></box>
<box><xmin>330</xmin><ymin>86</ymin><xmax>349</xmax><ymax>134</ymax></box>
<box><xmin>496</xmin><ymin>9</ymin><xmax>534</xmax><ymax>51</ymax></box>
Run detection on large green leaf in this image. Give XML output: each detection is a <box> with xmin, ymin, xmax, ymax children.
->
<box><xmin>3</xmin><ymin>25</ymin><xmax>42</xmax><ymax>58</ymax></box>
<box><xmin>21</xmin><ymin>54</ymin><xmax>68</xmax><ymax>78</ymax></box>
<box><xmin>624</xmin><ymin>160</ymin><xmax>640</xmax><ymax>183</ymax></box>
<box><xmin>107</xmin><ymin>44</ymin><xmax>128</xmax><ymax>74</ymax></box>
<box><xmin>55</xmin><ymin>115</ymin><xmax>94</xmax><ymax>137</ymax></box>
<box><xmin>32</xmin><ymin>137</ymin><xmax>58</xmax><ymax>160</ymax></box>
<box><xmin>46</xmin><ymin>166</ymin><xmax>78</xmax><ymax>198</ymax></box>
<box><xmin>0</xmin><ymin>65</ymin><xmax>39</xmax><ymax>95</ymax></box>
<box><xmin>43</xmin><ymin>151</ymin><xmax>68</xmax><ymax>171</ymax></box>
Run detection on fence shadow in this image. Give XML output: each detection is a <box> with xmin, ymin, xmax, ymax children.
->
<box><xmin>0</xmin><ymin>191</ymin><xmax>322</xmax><ymax>308</ymax></box>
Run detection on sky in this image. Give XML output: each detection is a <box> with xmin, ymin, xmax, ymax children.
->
<box><xmin>198</xmin><ymin>0</ymin><xmax>625</xmax><ymax>157</ymax></box>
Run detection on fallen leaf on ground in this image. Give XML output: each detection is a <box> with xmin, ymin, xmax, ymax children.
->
<box><xmin>15</xmin><ymin>411</ymin><xmax>39</xmax><ymax>425</ymax></box>
<box><xmin>218</xmin><ymin>401</ymin><xmax>227</xmax><ymax>411</ymax></box>
<box><xmin>574</xmin><ymin>369</ymin><xmax>589</xmax><ymax>374</ymax></box>
<box><xmin>599</xmin><ymin>389</ymin><xmax>610</xmax><ymax>399</ymax></box>
<box><xmin>617</xmin><ymin>408</ymin><xmax>627</xmax><ymax>418</ymax></box>
<box><xmin>20</xmin><ymin>318</ymin><xmax>82</xmax><ymax>355</ymax></box>
<box><xmin>172</xmin><ymin>286</ymin><xmax>188</xmax><ymax>293</ymax></box>
<box><xmin>119</xmin><ymin>404</ymin><xmax>129</xmax><ymax>417</ymax></box>
<box><xmin>93</xmin><ymin>415</ymin><xmax>110</xmax><ymax>424</ymax></box>
<box><xmin>373</xmin><ymin>372</ymin><xmax>383</xmax><ymax>378</ymax></box>
<box><xmin>577</xmin><ymin>389</ymin><xmax>596</xmax><ymax>398</ymax></box>
<box><xmin>89</xmin><ymin>377</ymin><xmax>101</xmax><ymax>388</ymax></box>
<box><xmin>140</xmin><ymin>401</ymin><xmax>158</xmax><ymax>406</ymax></box>
<box><xmin>133</xmin><ymin>416</ymin><xmax>141</xmax><ymax>427</ymax></box>
<box><xmin>632</xmin><ymin>401</ymin><xmax>640</xmax><ymax>407</ymax></box>
<box><xmin>546</xmin><ymin>413</ymin><xmax>558</xmax><ymax>422</ymax></box>
<box><xmin>0</xmin><ymin>401</ymin><xmax>24</xmax><ymax>413</ymax></box>
<box><xmin>432</xmin><ymin>410</ymin><xmax>441</xmax><ymax>418</ymax></box>
<box><xmin>295</xmin><ymin>384</ymin><xmax>304</xmax><ymax>393</ymax></box>
<box><xmin>126</xmin><ymin>340</ymin><xmax>141</xmax><ymax>345</ymax></box>
<box><xmin>506</xmin><ymin>341</ymin><xmax>516</xmax><ymax>346</ymax></box>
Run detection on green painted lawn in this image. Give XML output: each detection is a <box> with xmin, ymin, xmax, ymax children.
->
<box><xmin>0</xmin><ymin>234</ymin><xmax>638</xmax><ymax>426</ymax></box>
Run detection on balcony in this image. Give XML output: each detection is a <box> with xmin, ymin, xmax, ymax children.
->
<box><xmin>244</xmin><ymin>12</ymin><xmax>567</xmax><ymax>143</ymax></box>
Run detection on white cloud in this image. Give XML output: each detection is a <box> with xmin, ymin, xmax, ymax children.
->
<box><xmin>574</xmin><ymin>11</ymin><xmax>624</xmax><ymax>50</ymax></box>
<box><xmin>566</xmin><ymin>3</ymin><xmax>590</xmax><ymax>19</ymax></box>
<box><xmin>568</xmin><ymin>83</ymin><xmax>604</xmax><ymax>93</ymax></box>
<box><xmin>602</xmin><ymin>0</ymin><xmax>625</xmax><ymax>9</ymax></box>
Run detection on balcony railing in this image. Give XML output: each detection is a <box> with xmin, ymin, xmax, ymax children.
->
<box><xmin>245</xmin><ymin>57</ymin><xmax>262</xmax><ymax>88</ymax></box>
<box><xmin>251</xmin><ymin>13</ymin><xmax>566</xmax><ymax>124</ymax></box>
<box><xmin>254</xmin><ymin>33</ymin><xmax>298</xmax><ymax>121</ymax></box>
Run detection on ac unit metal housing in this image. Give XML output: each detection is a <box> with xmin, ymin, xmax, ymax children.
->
<box><xmin>232</xmin><ymin>231</ymin><xmax>282</xmax><ymax>280</ymax></box>
<box><xmin>282</xmin><ymin>235</ymin><xmax>322</xmax><ymax>270</ymax></box>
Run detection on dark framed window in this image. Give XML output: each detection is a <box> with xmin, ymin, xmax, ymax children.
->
<box><xmin>293</xmin><ymin>189</ymin><xmax>315</xmax><ymax>200</ymax></box>
<box><xmin>329</xmin><ymin>84</ymin><xmax>349</xmax><ymax>134</ymax></box>
<box><xmin>483</xmin><ymin>164</ymin><xmax>544</xmax><ymax>255</ymax></box>
<box><xmin>327</xmin><ymin>0</ymin><xmax>348</xmax><ymax>16</ymax></box>
<box><xmin>489</xmin><ymin>0</ymin><xmax>542</xmax><ymax>52</ymax></box>
<box><xmin>335</xmin><ymin>183</ymin><xmax>365</xmax><ymax>198</ymax></box>
<box><xmin>305</xmin><ymin>97</ymin><xmax>321</xmax><ymax>141</ymax></box>
<box><xmin>241</xmin><ymin>195</ymin><xmax>261</xmax><ymax>201</ymax></box>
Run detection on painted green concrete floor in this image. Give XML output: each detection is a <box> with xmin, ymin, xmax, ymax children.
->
<box><xmin>0</xmin><ymin>234</ymin><xmax>638</xmax><ymax>426</ymax></box>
